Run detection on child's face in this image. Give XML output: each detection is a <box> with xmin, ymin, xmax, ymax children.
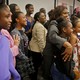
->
<box><xmin>64</xmin><ymin>22</ymin><xmax>73</xmax><ymax>36</ymax></box>
<box><xmin>17</xmin><ymin>13</ymin><xmax>27</xmax><ymax>27</ymax></box>
<box><xmin>74</xmin><ymin>20</ymin><xmax>80</xmax><ymax>33</ymax></box>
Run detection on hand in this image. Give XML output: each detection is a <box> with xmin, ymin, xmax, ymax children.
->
<box><xmin>74</xmin><ymin>70</ymin><xmax>80</xmax><ymax>80</ymax></box>
<box><xmin>13</xmin><ymin>34</ymin><xmax>20</xmax><ymax>46</ymax></box>
<box><xmin>62</xmin><ymin>42</ymin><xmax>73</xmax><ymax>62</ymax></box>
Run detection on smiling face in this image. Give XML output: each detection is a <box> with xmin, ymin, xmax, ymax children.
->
<box><xmin>0</xmin><ymin>6</ymin><xmax>12</xmax><ymax>30</ymax></box>
<box><xmin>61</xmin><ymin>9</ymin><xmax>70</xmax><ymax>21</ymax></box>
<box><xmin>27</xmin><ymin>5</ymin><xmax>34</xmax><ymax>14</ymax></box>
<box><xmin>38</xmin><ymin>12</ymin><xmax>46</xmax><ymax>24</ymax></box>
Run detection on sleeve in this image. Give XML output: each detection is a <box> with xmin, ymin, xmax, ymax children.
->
<box><xmin>48</xmin><ymin>23</ymin><xmax>66</xmax><ymax>49</ymax></box>
<box><xmin>0</xmin><ymin>36</ymin><xmax>10</xmax><ymax>80</ymax></box>
<box><xmin>17</xmin><ymin>48</ymin><xmax>28</xmax><ymax>60</ymax></box>
<box><xmin>11</xmin><ymin>45</ymin><xmax>19</xmax><ymax>56</ymax></box>
<box><xmin>11</xmin><ymin>30</ymin><xmax>28</xmax><ymax>61</ymax></box>
<box><xmin>36</xmin><ymin>25</ymin><xmax>46</xmax><ymax>53</ymax></box>
<box><xmin>9</xmin><ymin>49</ymin><xmax>21</xmax><ymax>80</ymax></box>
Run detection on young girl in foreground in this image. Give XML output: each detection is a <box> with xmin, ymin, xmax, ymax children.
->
<box><xmin>52</xmin><ymin>17</ymin><xmax>80</xmax><ymax>80</ymax></box>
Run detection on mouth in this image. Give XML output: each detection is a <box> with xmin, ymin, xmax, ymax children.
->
<box><xmin>8</xmin><ymin>23</ymin><xmax>11</xmax><ymax>28</ymax></box>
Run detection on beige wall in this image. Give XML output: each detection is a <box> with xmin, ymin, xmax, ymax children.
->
<box><xmin>57</xmin><ymin>0</ymin><xmax>80</xmax><ymax>8</ymax></box>
<box><xmin>75</xmin><ymin>0</ymin><xmax>80</xmax><ymax>8</ymax></box>
<box><xmin>9</xmin><ymin>0</ymin><xmax>80</xmax><ymax>17</ymax></box>
<box><xmin>9</xmin><ymin>0</ymin><xmax>54</xmax><ymax>17</ymax></box>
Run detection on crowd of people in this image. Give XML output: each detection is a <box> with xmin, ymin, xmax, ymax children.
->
<box><xmin>1</xmin><ymin>2</ymin><xmax>80</xmax><ymax>80</ymax></box>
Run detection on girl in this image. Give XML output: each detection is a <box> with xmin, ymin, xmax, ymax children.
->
<box><xmin>0</xmin><ymin>4</ymin><xmax>20</xmax><ymax>80</ymax></box>
<box><xmin>11</xmin><ymin>11</ymin><xmax>34</xmax><ymax>80</ymax></box>
<box><xmin>52</xmin><ymin>17</ymin><xmax>74</xmax><ymax>80</ymax></box>
<box><xmin>70</xmin><ymin>16</ymin><xmax>80</xmax><ymax>79</ymax></box>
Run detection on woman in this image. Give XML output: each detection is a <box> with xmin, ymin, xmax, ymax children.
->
<box><xmin>43</xmin><ymin>5</ymin><xmax>73</xmax><ymax>80</ymax></box>
<box><xmin>9</xmin><ymin>3</ymin><xmax>21</xmax><ymax>32</ymax></box>
<box><xmin>29</xmin><ymin>12</ymin><xmax>47</xmax><ymax>80</ymax></box>
<box><xmin>0</xmin><ymin>4</ymin><xmax>20</xmax><ymax>80</ymax></box>
<box><xmin>52</xmin><ymin>17</ymin><xmax>74</xmax><ymax>80</ymax></box>
<box><xmin>1</xmin><ymin>4</ymin><xmax>20</xmax><ymax>67</ymax></box>
<box><xmin>11</xmin><ymin>11</ymin><xmax>34</xmax><ymax>80</ymax></box>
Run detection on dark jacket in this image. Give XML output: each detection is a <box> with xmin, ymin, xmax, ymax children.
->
<box><xmin>43</xmin><ymin>20</ymin><xmax>75</xmax><ymax>80</ymax></box>
<box><xmin>43</xmin><ymin>20</ymin><xmax>66</xmax><ymax>56</ymax></box>
<box><xmin>43</xmin><ymin>20</ymin><xmax>66</xmax><ymax>80</ymax></box>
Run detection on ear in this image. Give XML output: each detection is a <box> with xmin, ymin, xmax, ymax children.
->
<box><xmin>62</xmin><ymin>27</ymin><xmax>66</xmax><ymax>33</ymax></box>
<box><xmin>16</xmin><ymin>18</ymin><xmax>19</xmax><ymax>23</ymax></box>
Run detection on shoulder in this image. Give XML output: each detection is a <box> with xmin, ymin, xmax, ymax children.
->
<box><xmin>0</xmin><ymin>34</ymin><xmax>9</xmax><ymax>46</ymax></box>
<box><xmin>70</xmin><ymin>33</ymin><xmax>77</xmax><ymax>40</ymax></box>
<box><xmin>11</xmin><ymin>28</ymin><xmax>19</xmax><ymax>35</ymax></box>
<box><xmin>34</xmin><ymin>22</ymin><xmax>44</xmax><ymax>29</ymax></box>
<box><xmin>49</xmin><ymin>20</ymin><xmax>57</xmax><ymax>26</ymax></box>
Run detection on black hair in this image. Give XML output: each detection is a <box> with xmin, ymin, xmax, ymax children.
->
<box><xmin>9</xmin><ymin>4</ymin><xmax>18</xmax><ymax>14</ymax></box>
<box><xmin>48</xmin><ymin>9</ymin><xmax>54</xmax><ymax>21</ymax></box>
<box><xmin>12</xmin><ymin>11</ymin><xmax>23</xmax><ymax>24</ymax></box>
<box><xmin>0</xmin><ymin>0</ymin><xmax>5</xmax><ymax>5</ymax></box>
<box><xmin>56</xmin><ymin>17</ymin><xmax>70</xmax><ymax>34</ymax></box>
<box><xmin>71</xmin><ymin>16</ymin><xmax>80</xmax><ymax>28</ymax></box>
<box><xmin>50</xmin><ymin>5</ymin><xmax>67</xmax><ymax>20</ymax></box>
<box><xmin>32</xmin><ymin>12</ymin><xmax>43</xmax><ymax>28</ymax></box>
<box><xmin>0</xmin><ymin>4</ymin><xmax>8</xmax><ymax>30</ymax></box>
<box><xmin>9</xmin><ymin>11</ymin><xmax>23</xmax><ymax>31</ymax></box>
<box><xmin>76</xmin><ymin>11</ymin><xmax>80</xmax><ymax>18</ymax></box>
<box><xmin>34</xmin><ymin>12</ymin><xmax>41</xmax><ymax>21</ymax></box>
<box><xmin>39</xmin><ymin>8</ymin><xmax>46</xmax><ymax>14</ymax></box>
<box><xmin>0</xmin><ymin>4</ymin><xmax>8</xmax><ymax>14</ymax></box>
<box><xmin>25</xmin><ymin>4</ymin><xmax>33</xmax><ymax>10</ymax></box>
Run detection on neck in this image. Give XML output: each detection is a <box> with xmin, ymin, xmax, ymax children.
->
<box><xmin>26</xmin><ymin>13</ymin><xmax>31</xmax><ymax>16</ymax></box>
<box><xmin>73</xmin><ymin>31</ymin><xmax>77</xmax><ymax>36</ymax></box>
<box><xmin>16</xmin><ymin>24</ymin><xmax>23</xmax><ymax>30</ymax></box>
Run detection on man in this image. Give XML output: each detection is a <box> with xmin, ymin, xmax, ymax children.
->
<box><xmin>0</xmin><ymin>4</ymin><xmax>20</xmax><ymax>80</ymax></box>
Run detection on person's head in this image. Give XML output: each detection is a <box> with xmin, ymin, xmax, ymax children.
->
<box><xmin>13</xmin><ymin>11</ymin><xmax>27</xmax><ymax>27</ymax></box>
<box><xmin>34</xmin><ymin>12</ymin><xmax>46</xmax><ymax>24</ymax></box>
<box><xmin>73</xmin><ymin>7</ymin><xmax>80</xmax><ymax>16</ymax></box>
<box><xmin>76</xmin><ymin>11</ymin><xmax>80</xmax><ymax>18</ymax></box>
<box><xmin>48</xmin><ymin>9</ymin><xmax>54</xmax><ymax>20</ymax></box>
<box><xmin>0</xmin><ymin>4</ymin><xmax>12</xmax><ymax>30</ymax></box>
<box><xmin>39</xmin><ymin>8</ymin><xmax>46</xmax><ymax>15</ymax></box>
<box><xmin>25</xmin><ymin>4</ymin><xmax>34</xmax><ymax>14</ymax></box>
<box><xmin>71</xmin><ymin>16</ymin><xmax>80</xmax><ymax>33</ymax></box>
<box><xmin>56</xmin><ymin>17</ymin><xmax>73</xmax><ymax>37</ymax></box>
<box><xmin>51</xmin><ymin>5</ymin><xmax>69</xmax><ymax>21</ymax></box>
<box><xmin>9</xmin><ymin>4</ymin><xmax>20</xmax><ymax>15</ymax></box>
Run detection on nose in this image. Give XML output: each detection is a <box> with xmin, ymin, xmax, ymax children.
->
<box><xmin>9</xmin><ymin>12</ymin><xmax>12</xmax><ymax>23</ymax></box>
<box><xmin>9</xmin><ymin>16</ymin><xmax>12</xmax><ymax>23</ymax></box>
<box><xmin>71</xmin><ymin>29</ymin><xmax>73</xmax><ymax>33</ymax></box>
